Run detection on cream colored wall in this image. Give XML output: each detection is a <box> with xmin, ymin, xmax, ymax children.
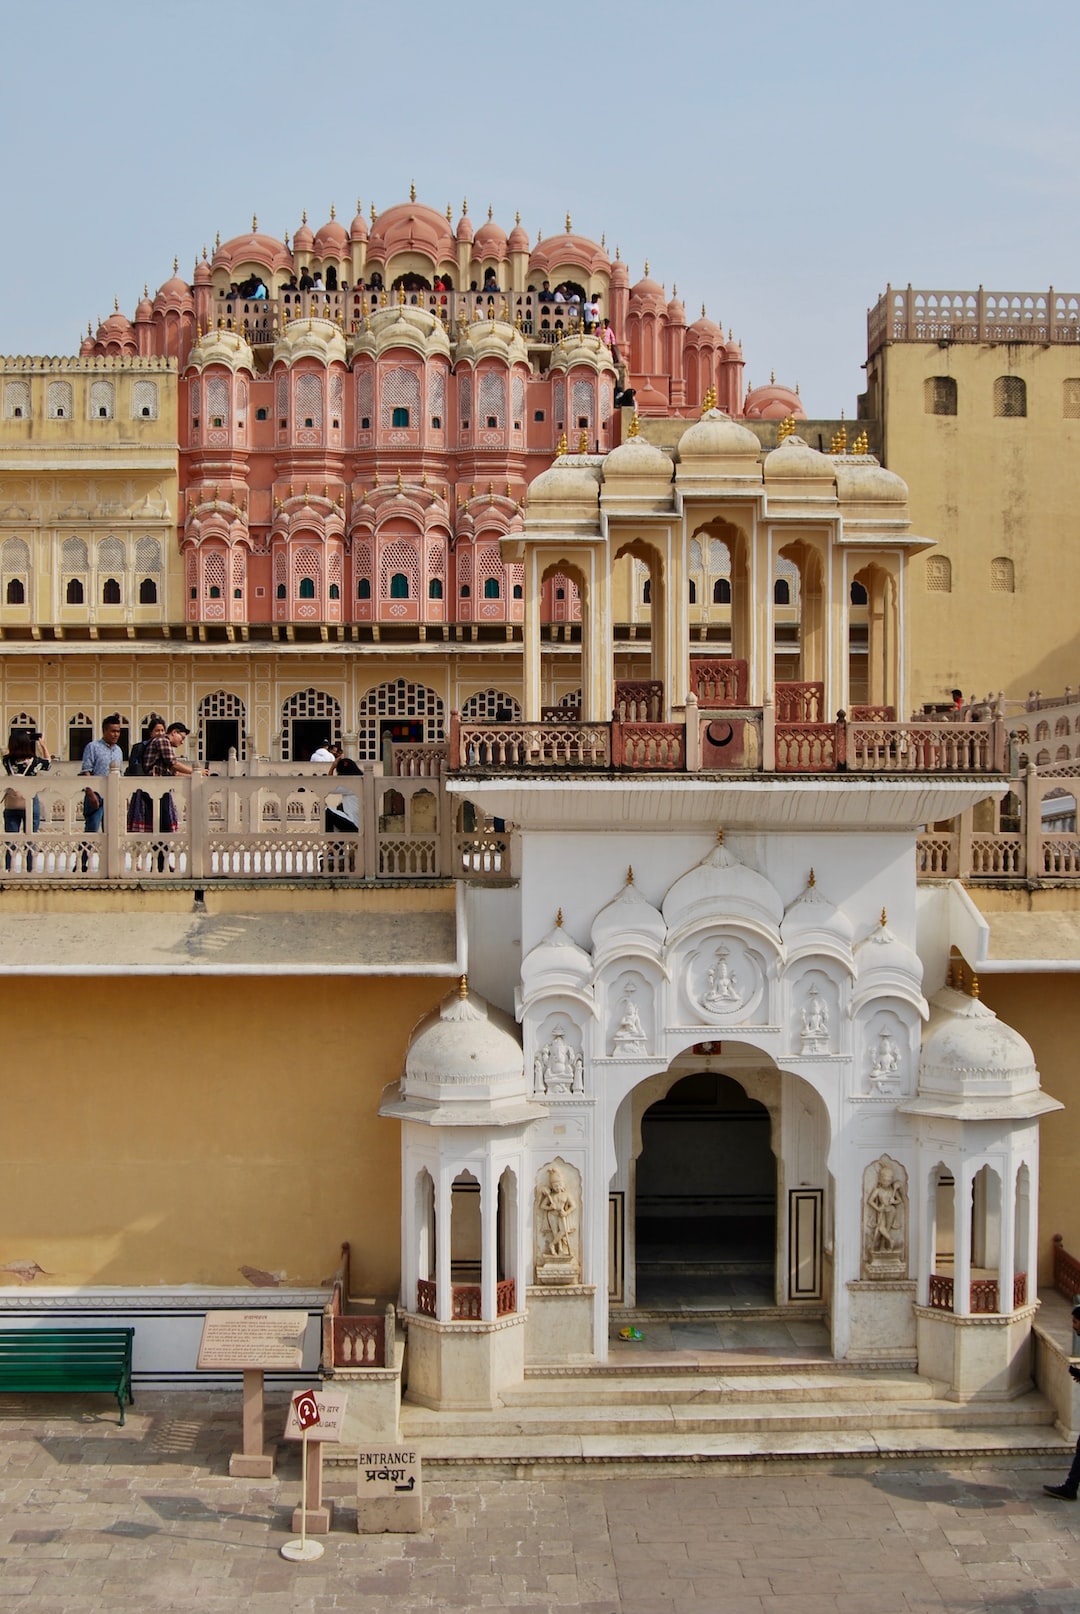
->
<box><xmin>875</xmin><ymin>342</ymin><xmax>1080</xmax><ymax>706</ymax></box>
<box><xmin>0</xmin><ymin>971</ymin><xmax>445</xmax><ymax>1295</ymax></box>
<box><xmin>975</xmin><ymin>969</ymin><xmax>1080</xmax><ymax>1284</ymax></box>
<box><xmin>0</xmin><ymin>359</ymin><xmax>180</xmax><ymax>632</ymax></box>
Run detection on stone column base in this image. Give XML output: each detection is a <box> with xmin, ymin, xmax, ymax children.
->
<box><xmin>404</xmin><ymin>1310</ymin><xmax>526</xmax><ymax>1410</ymax></box>
<box><xmin>845</xmin><ymin>1280</ymin><xmax>917</xmax><ymax>1363</ymax></box>
<box><xmin>525</xmin><ymin>1284</ymin><xmax>596</xmax><ymax>1365</ymax></box>
<box><xmin>915</xmin><ymin>1301</ymin><xmax>1040</xmax><ymax>1401</ymax></box>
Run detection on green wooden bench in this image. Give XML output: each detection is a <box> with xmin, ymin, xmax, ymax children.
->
<box><xmin>0</xmin><ymin>1328</ymin><xmax>134</xmax><ymax>1424</ymax></box>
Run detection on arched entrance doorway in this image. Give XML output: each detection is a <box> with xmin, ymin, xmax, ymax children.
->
<box><xmin>634</xmin><ymin>1069</ymin><xmax>776</xmax><ymax>1307</ymax></box>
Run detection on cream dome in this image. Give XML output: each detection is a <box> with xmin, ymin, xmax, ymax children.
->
<box><xmin>677</xmin><ymin>409</ymin><xmax>761</xmax><ymax>460</ymax></box>
<box><xmin>900</xmin><ymin>985</ymin><xmax>1061</xmax><ymax>1121</ymax></box>
<box><xmin>404</xmin><ymin>980</ymin><xmax>525</xmax><ymax>1102</ymax></box>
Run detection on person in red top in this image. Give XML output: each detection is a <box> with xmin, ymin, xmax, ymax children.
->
<box><xmin>142</xmin><ymin>721</ymin><xmax>206</xmax><ymax>832</ymax></box>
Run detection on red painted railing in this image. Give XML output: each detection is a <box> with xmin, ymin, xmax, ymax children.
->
<box><xmin>689</xmin><ymin>658</ymin><xmax>748</xmax><ymax>707</ymax></box>
<box><xmin>927</xmin><ymin>1272</ymin><xmax>1028</xmax><ymax>1314</ymax></box>
<box><xmin>415</xmin><ymin>1277</ymin><xmax>516</xmax><ymax>1320</ymax></box>
<box><xmin>1053</xmin><ymin>1234</ymin><xmax>1080</xmax><ymax>1301</ymax></box>
<box><xmin>332</xmin><ymin>1315</ymin><xmax>386</xmax><ymax>1367</ymax></box>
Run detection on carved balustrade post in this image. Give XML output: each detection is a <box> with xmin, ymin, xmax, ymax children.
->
<box><xmin>762</xmin><ymin>691</ymin><xmax>776</xmax><ymax>773</ymax></box>
<box><xmin>104</xmin><ymin>765</ymin><xmax>122</xmax><ymax>880</ymax></box>
<box><xmin>189</xmin><ymin>774</ymin><xmax>207</xmax><ymax>880</ymax></box>
<box><xmin>1025</xmin><ymin>765</ymin><xmax>1042</xmax><ymax>881</ymax></box>
<box><xmin>684</xmin><ymin>692</ymin><xmax>700</xmax><ymax>772</ymax></box>
<box><xmin>956</xmin><ymin>805</ymin><xmax>974</xmax><ymax>880</ymax></box>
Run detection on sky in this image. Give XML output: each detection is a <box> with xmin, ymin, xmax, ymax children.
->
<box><xmin>3</xmin><ymin>0</ymin><xmax>1075</xmax><ymax>417</ymax></box>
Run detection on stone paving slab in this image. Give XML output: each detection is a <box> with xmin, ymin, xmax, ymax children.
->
<box><xmin>0</xmin><ymin>1391</ymin><xmax>1078</xmax><ymax>1611</ymax></box>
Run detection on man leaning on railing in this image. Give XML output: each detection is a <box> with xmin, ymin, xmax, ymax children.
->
<box><xmin>78</xmin><ymin>714</ymin><xmax>124</xmax><ymax>834</ymax></box>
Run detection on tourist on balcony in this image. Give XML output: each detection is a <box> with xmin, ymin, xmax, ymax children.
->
<box><xmin>603</xmin><ymin>318</ymin><xmax>620</xmax><ymax>364</ymax></box>
<box><xmin>2</xmin><ymin>728</ymin><xmax>49</xmax><ymax>866</ymax></box>
<box><xmin>309</xmin><ymin>739</ymin><xmax>335</xmax><ymax>764</ymax></box>
<box><xmin>325</xmin><ymin>267</ymin><xmax>338</xmax><ymax>291</ymax></box>
<box><xmin>312</xmin><ymin>270</ymin><xmax>324</xmax><ymax>291</ymax></box>
<box><xmin>538</xmin><ymin>280</ymin><xmax>555</xmax><ymax>304</ymax></box>
<box><xmin>328</xmin><ymin>742</ymin><xmax>361</xmax><ymax>776</ymax></box>
<box><xmin>79</xmin><ymin>714</ymin><xmax>124</xmax><ymax>834</ymax></box>
<box><xmin>142</xmin><ymin>721</ymin><xmax>206</xmax><ymax>836</ymax></box>
<box><xmin>1043</xmin><ymin>1304</ymin><xmax>1080</xmax><ymax>1499</ymax></box>
<box><xmin>585</xmin><ymin>296</ymin><xmax>600</xmax><ymax>332</ymax></box>
<box><xmin>251</xmin><ymin>280</ymin><xmax>267</xmax><ymax>301</ymax></box>
<box><xmin>298</xmin><ymin>267</ymin><xmax>314</xmax><ymax>292</ymax></box>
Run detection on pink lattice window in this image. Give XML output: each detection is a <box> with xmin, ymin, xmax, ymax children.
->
<box><xmin>478</xmin><ymin>371</ymin><xmax>506</xmax><ymax>428</ymax></box>
<box><xmin>458</xmin><ymin>374</ymin><xmax>472</xmax><ymax>425</ymax></box>
<box><xmin>428</xmin><ymin>367</ymin><xmax>446</xmax><ymax>425</ymax></box>
<box><xmin>356</xmin><ymin>368</ymin><xmax>374</xmax><ymax>427</ymax></box>
<box><xmin>206</xmin><ymin>377</ymin><xmax>229</xmax><ymax>427</ymax></box>
<box><xmin>296</xmin><ymin>374</ymin><xmax>323</xmax><ymax>429</ymax></box>
<box><xmin>553</xmin><ymin>378</ymin><xmax>565</xmax><ymax>425</ymax></box>
<box><xmin>381</xmin><ymin>367</ymin><xmax>420</xmax><ymax>429</ymax></box>
<box><xmin>329</xmin><ymin>372</ymin><xmax>344</xmax><ymax>424</ymax></box>
<box><xmin>205</xmin><ymin>551</ymin><xmax>226</xmax><ymax>599</ymax></box>
<box><xmin>572</xmin><ymin>378</ymin><xmax>594</xmax><ymax>429</ymax></box>
<box><xmin>275</xmin><ymin>375</ymin><xmax>288</xmax><ymax>423</ymax></box>
<box><xmin>512</xmin><ymin>374</ymin><xmax>525</xmax><ymax>428</ymax></box>
<box><xmin>379</xmin><ymin>540</ymin><xmax>420</xmax><ymax>600</ymax></box>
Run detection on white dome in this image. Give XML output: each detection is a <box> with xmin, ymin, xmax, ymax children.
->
<box><xmin>781</xmin><ymin>871</ymin><xmax>855</xmax><ymax>968</ymax></box>
<box><xmin>901</xmin><ymin>985</ymin><xmax>1060</xmax><ymax>1121</ymax></box>
<box><xmin>603</xmin><ymin>434</ymin><xmax>673</xmax><ymax>480</ymax></box>
<box><xmin>404</xmin><ymin>980</ymin><xmax>525</xmax><ymax>1103</ymax></box>
<box><xmin>663</xmin><ymin>837</ymin><xmax>784</xmax><ymax>937</ymax></box>
<box><xmin>853</xmin><ymin>911</ymin><xmax>924</xmax><ymax>1013</ymax></box>
<box><xmin>591</xmin><ymin>873</ymin><xmax>666</xmax><ymax>960</ymax></box>
<box><xmin>520</xmin><ymin>915</ymin><xmax>593</xmax><ymax>1002</ymax></box>
<box><xmin>677</xmin><ymin>409</ymin><xmax>761</xmax><ymax>460</ymax></box>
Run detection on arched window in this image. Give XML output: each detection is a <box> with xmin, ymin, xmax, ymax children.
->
<box><xmin>993</xmin><ymin>376</ymin><xmax>1027</xmax><ymax>418</ymax></box>
<box><xmin>357</xmin><ymin>578</ymin><xmax>371</xmax><ymax>600</ymax></box>
<box><xmin>66</xmin><ymin>578</ymin><xmax>85</xmax><ymax>604</ymax></box>
<box><xmin>208</xmin><ymin>584</ymin><xmax>221</xmax><ymax>599</ymax></box>
<box><xmin>6</xmin><ymin>579</ymin><xmax>24</xmax><ymax>604</ymax></box>
<box><xmin>850</xmin><ymin>580</ymin><xmax>868</xmax><ymax>605</ymax></box>
<box><xmin>1064</xmin><ymin>379</ymin><xmax>1080</xmax><ymax>419</ymax></box>
<box><xmin>926</xmin><ymin>556</ymin><xmax>952</xmax><ymax>593</ymax></box>
<box><xmin>276</xmin><ymin>582</ymin><xmax>287</xmax><ymax>599</ymax></box>
<box><xmin>139</xmin><ymin>577</ymin><xmax>157</xmax><ymax>604</ymax></box>
<box><xmin>102</xmin><ymin>577</ymin><xmax>121</xmax><ymax>604</ymax></box>
<box><xmin>713</xmin><ymin>578</ymin><xmax>731</xmax><ymax>604</ymax></box>
<box><xmin>298</xmin><ymin>577</ymin><xmax>316</xmax><ymax>599</ymax></box>
<box><xmin>924</xmin><ymin>376</ymin><xmax>957</xmax><ymax>415</ymax></box>
<box><xmin>460</xmin><ymin>584</ymin><xmax>471</xmax><ymax>598</ymax></box>
<box><xmin>428</xmin><ymin>577</ymin><xmax>443</xmax><ymax>599</ymax></box>
<box><xmin>48</xmin><ymin>380</ymin><xmax>73</xmax><ymax>419</ymax></box>
<box><xmin>483</xmin><ymin>576</ymin><xmax>500</xmax><ymax>599</ymax></box>
<box><xmin>391</xmin><ymin>407</ymin><xmax>410</xmax><ymax>427</ymax></box>
<box><xmin>990</xmin><ymin>556</ymin><xmax>1015</xmax><ymax>593</ymax></box>
<box><xmin>512</xmin><ymin>582</ymin><xmax>523</xmax><ymax>599</ymax></box>
<box><xmin>774</xmin><ymin>578</ymin><xmax>790</xmax><ymax>605</ymax></box>
<box><xmin>688</xmin><ymin>580</ymin><xmax>697</xmax><ymax>603</ymax></box>
<box><xmin>328</xmin><ymin>582</ymin><xmax>340</xmax><ymax>600</ymax></box>
<box><xmin>643</xmin><ymin>578</ymin><xmax>651</xmax><ymax>605</ymax></box>
<box><xmin>390</xmin><ymin>572</ymin><xmax>409</xmax><ymax>599</ymax></box>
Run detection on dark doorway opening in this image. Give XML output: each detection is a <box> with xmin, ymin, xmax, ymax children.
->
<box><xmin>636</xmin><ymin>1071</ymin><xmax>775</xmax><ymax>1305</ymax></box>
<box><xmin>203</xmin><ymin>718</ymin><xmax>241</xmax><ymax>763</ymax></box>
<box><xmin>291</xmin><ymin>719</ymin><xmax>334</xmax><ymax>762</ymax></box>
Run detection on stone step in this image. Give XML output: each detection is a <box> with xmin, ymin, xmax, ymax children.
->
<box><xmin>400</xmin><ymin>1388</ymin><xmax>1057</xmax><ymax>1443</ymax></box>
<box><xmin>395</xmin><ymin>1420</ymin><xmax>1070</xmax><ymax>1474</ymax></box>
<box><xmin>503</xmin><ymin>1369</ymin><xmax>940</xmax><ymax>1407</ymax></box>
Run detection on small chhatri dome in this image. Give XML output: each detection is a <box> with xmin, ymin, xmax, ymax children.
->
<box><xmin>900</xmin><ymin>984</ymin><xmax>1061</xmax><ymax>1122</ymax></box>
<box><xmin>402</xmin><ymin>980</ymin><xmax>527</xmax><ymax>1103</ymax></box>
<box><xmin>474</xmin><ymin>206</ymin><xmax>508</xmax><ymax>256</ymax></box>
<box><xmin>602</xmin><ymin>433</ymin><xmax>674</xmax><ymax>480</ymax></box>
<box><xmin>350</xmin><ymin>199</ymin><xmax>368</xmax><ymax>242</ymax></box>
<box><xmin>744</xmin><ymin>379</ymin><xmax>806</xmax><ymax>421</ymax></box>
<box><xmin>591</xmin><ymin>869</ymin><xmax>666</xmax><ymax>958</ymax></box>
<box><xmin>313</xmin><ymin>207</ymin><xmax>348</xmax><ymax>255</ymax></box>
<box><xmin>677</xmin><ymin>409</ymin><xmax>761</xmax><ymax>461</ymax></box>
<box><xmin>507</xmin><ymin>210</ymin><xmax>529</xmax><ymax>252</ymax></box>
<box><xmin>293</xmin><ymin>210</ymin><xmax>314</xmax><ymax>253</ymax></box>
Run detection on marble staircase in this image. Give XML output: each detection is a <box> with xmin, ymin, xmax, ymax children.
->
<box><xmin>398</xmin><ymin>1306</ymin><xmax>1072</xmax><ymax>1474</ymax></box>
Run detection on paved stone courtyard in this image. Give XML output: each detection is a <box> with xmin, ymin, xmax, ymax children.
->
<box><xmin>0</xmin><ymin>1391</ymin><xmax>1078</xmax><ymax>1612</ymax></box>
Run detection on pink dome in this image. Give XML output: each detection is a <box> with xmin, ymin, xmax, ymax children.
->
<box><xmin>153</xmin><ymin>272</ymin><xmax>193</xmax><ymax>314</ymax></box>
<box><xmin>350</xmin><ymin>203</ymin><xmax>368</xmax><ymax>243</ymax></box>
<box><xmin>455</xmin><ymin>207</ymin><xmax>474</xmax><ymax>244</ymax></box>
<box><xmin>688</xmin><ymin>309</ymin><xmax>722</xmax><ymax>340</ymax></box>
<box><xmin>135</xmin><ymin>289</ymin><xmax>154</xmax><ymax>321</ymax></box>
<box><xmin>193</xmin><ymin>256</ymin><xmax>211</xmax><ymax>287</ymax></box>
<box><xmin>293</xmin><ymin>213</ymin><xmax>314</xmax><ymax>252</ymax></box>
<box><xmin>667</xmin><ymin>292</ymin><xmax>685</xmax><ymax>323</ymax></box>
<box><xmin>629</xmin><ymin>270</ymin><xmax>665</xmax><ymax>308</ymax></box>
<box><xmin>609</xmin><ymin>255</ymin><xmax>629</xmax><ymax>289</ymax></box>
<box><xmin>507</xmin><ymin>215</ymin><xmax>529</xmax><ymax>252</ymax></box>
<box><xmin>743</xmin><ymin>381</ymin><xmax>805</xmax><ymax>421</ymax></box>
<box><xmin>313</xmin><ymin>210</ymin><xmax>348</xmax><ymax>255</ymax></box>
<box><xmin>213</xmin><ymin>229</ymin><xmax>292</xmax><ymax>276</ymax></box>
<box><xmin>529</xmin><ymin>227</ymin><xmax>610</xmax><ymax>277</ymax></box>
<box><xmin>97</xmin><ymin>309</ymin><xmax>135</xmax><ymax>343</ymax></box>
<box><xmin>725</xmin><ymin>335</ymin><xmax>743</xmax><ymax>357</ymax></box>
<box><xmin>474</xmin><ymin>209</ymin><xmax>508</xmax><ymax>257</ymax></box>
<box><xmin>368</xmin><ymin>202</ymin><xmax>457</xmax><ymax>262</ymax></box>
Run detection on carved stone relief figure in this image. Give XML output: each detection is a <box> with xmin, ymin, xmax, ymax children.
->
<box><xmin>704</xmin><ymin>944</ymin><xmax>741</xmax><ymax>1009</ymax></box>
<box><xmin>533</xmin><ymin>1024</ymin><xmax>585</xmax><ymax>1095</ymax></box>
<box><xmin>869</xmin><ymin>1023</ymin><xmax>902</xmax><ymax>1087</ymax></box>
<box><xmin>611</xmin><ymin>981</ymin><xmax>647</xmax><ymax>1055</ymax></box>
<box><xmin>799</xmin><ymin>983</ymin><xmax>830</xmax><ymax>1051</ymax></box>
<box><xmin>861</xmin><ymin>1155</ymin><xmax>908</xmax><ymax>1279</ymax></box>
<box><xmin>534</xmin><ymin>1158</ymin><xmax>581</xmax><ymax>1285</ymax></box>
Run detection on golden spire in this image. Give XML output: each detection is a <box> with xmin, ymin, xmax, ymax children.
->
<box><xmin>399</xmin><ymin>284</ymin><xmax>406</xmax><ymax>305</ymax></box>
<box><xmin>284</xmin><ymin>230</ymin><xmax>290</xmax><ymax>248</ymax></box>
<box><xmin>515</xmin><ymin>209</ymin><xmax>521</xmax><ymax>224</ymax></box>
<box><xmin>410</xmin><ymin>181</ymin><xmax>416</xmax><ymax>202</ymax></box>
<box><xmin>853</xmin><ymin>429</ymin><xmax>869</xmax><ymax>455</ymax></box>
<box><xmin>777</xmin><ymin>414</ymin><xmax>796</xmax><ymax>441</ymax></box>
<box><xmin>252</xmin><ymin>214</ymin><xmax>258</xmax><ymax>232</ymax></box>
<box><xmin>880</xmin><ymin>907</ymin><xmax>888</xmax><ymax>927</ymax></box>
<box><xmin>830</xmin><ymin>421</ymin><xmax>848</xmax><ymax>455</ymax></box>
<box><xmin>770</xmin><ymin>369</ymin><xmax>775</xmax><ymax>384</ymax></box>
<box><xmin>565</xmin><ymin>211</ymin><xmax>572</xmax><ymax>232</ymax></box>
<box><xmin>716</xmin><ymin>827</ymin><xmax>724</xmax><ymax>844</ymax></box>
<box><xmin>808</xmin><ymin>868</ymin><xmax>816</xmax><ymax>886</ymax></box>
<box><xmin>487</xmin><ymin>204</ymin><xmax>493</xmax><ymax>220</ymax></box>
<box><xmin>628</xmin><ymin>412</ymin><xmax>640</xmax><ymax>437</ymax></box>
<box><xmin>462</xmin><ymin>197</ymin><xmax>468</xmax><ymax>215</ymax></box>
<box><xmin>601</xmin><ymin>232</ymin><xmax>606</xmax><ymax>249</ymax></box>
<box><xmin>971</xmin><ymin>974</ymin><xmax>980</xmax><ymax>999</ymax></box>
<box><xmin>214</xmin><ymin>231</ymin><xmax>220</xmax><ymax>249</ymax></box>
<box><xmin>447</xmin><ymin>202</ymin><xmax>453</xmax><ymax>222</ymax></box>
<box><xmin>644</xmin><ymin>259</ymin><xmax>649</xmax><ymax>276</ymax></box>
<box><xmin>615</xmin><ymin>244</ymin><xmax>620</xmax><ymax>260</ymax></box>
<box><xmin>458</xmin><ymin>974</ymin><xmax>469</xmax><ymax>998</ymax></box>
<box><xmin>557</xmin><ymin>432</ymin><xmax>568</xmax><ymax>455</ymax></box>
<box><xmin>626</xmin><ymin>865</ymin><xmax>634</xmax><ymax>885</ymax></box>
<box><xmin>397</xmin><ymin>469</ymin><xmax>403</xmax><ymax>491</ymax></box>
<box><xmin>370</xmin><ymin>202</ymin><xmax>376</xmax><ymax>224</ymax></box>
<box><xmin>173</xmin><ymin>257</ymin><xmax>179</xmax><ymax>273</ymax></box>
<box><xmin>357</xmin><ymin>198</ymin><xmax>362</xmax><ymax>215</ymax></box>
<box><xmin>330</xmin><ymin>202</ymin><xmax>336</xmax><ymax>219</ymax></box>
<box><xmin>701</xmin><ymin>304</ymin><xmax>706</xmax><ymax>318</ymax></box>
<box><xmin>302</xmin><ymin>209</ymin><xmax>307</xmax><ymax>223</ymax></box>
<box><xmin>555</xmin><ymin>908</ymin><xmax>563</xmax><ymax>927</ymax></box>
<box><xmin>578</xmin><ymin>429</ymin><xmax>588</xmax><ymax>454</ymax></box>
<box><xmin>114</xmin><ymin>296</ymin><xmax>119</xmax><ymax>312</ymax></box>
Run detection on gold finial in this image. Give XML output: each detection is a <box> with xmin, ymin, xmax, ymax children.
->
<box><xmin>357</xmin><ymin>197</ymin><xmax>362</xmax><ymax>215</ymax></box>
<box><xmin>487</xmin><ymin>204</ymin><xmax>493</xmax><ymax>220</ymax></box>
<box><xmin>399</xmin><ymin>284</ymin><xmax>406</xmax><ymax>305</ymax></box>
<box><xmin>770</xmin><ymin>369</ymin><xmax>775</xmax><ymax>384</ymax></box>
<box><xmin>578</xmin><ymin>429</ymin><xmax>588</xmax><ymax>454</ymax></box>
<box><xmin>330</xmin><ymin>202</ymin><xmax>336</xmax><ymax>219</ymax></box>
<box><xmin>374</xmin><ymin>470</ymin><xmax>380</xmax><ymax>486</ymax></box>
<box><xmin>515</xmin><ymin>308</ymin><xmax>523</xmax><ymax>330</ymax></box>
<box><xmin>284</xmin><ymin>229</ymin><xmax>290</xmax><ymax>248</ymax></box>
<box><xmin>808</xmin><ymin>868</ymin><xmax>816</xmax><ymax>886</ymax></box>
<box><xmin>214</xmin><ymin>231</ymin><xmax>220</xmax><ymax>249</ymax></box>
<box><xmin>537</xmin><ymin>227</ymin><xmax>542</xmax><ymax>243</ymax></box>
<box><xmin>173</xmin><ymin>257</ymin><xmax>179</xmax><ymax>273</ymax></box>
<box><xmin>501</xmin><ymin>299</ymin><xmax>509</xmax><ymax>321</ymax></box>
<box><xmin>470</xmin><ymin>483</ymin><xmax>476</xmax><ymax>498</ymax></box>
<box><xmin>302</xmin><ymin>209</ymin><xmax>308</xmax><ymax>224</ymax></box>
<box><xmin>880</xmin><ymin>907</ymin><xmax>888</xmax><ymax>927</ymax></box>
<box><xmin>716</xmin><ymin>827</ymin><xmax>724</xmax><ymax>844</ymax></box>
<box><xmin>626</xmin><ymin>865</ymin><xmax>634</xmax><ymax>885</ymax></box>
<box><xmin>615</xmin><ymin>243</ymin><xmax>620</xmax><ymax>260</ymax></box>
<box><xmin>673</xmin><ymin>283</ymin><xmax>678</xmax><ymax>298</ymax></box>
<box><xmin>87</xmin><ymin>321</ymin><xmax>92</xmax><ymax>335</ymax></box>
<box><xmin>556</xmin><ymin>908</ymin><xmax>563</xmax><ymax>927</ymax></box>
<box><xmin>462</xmin><ymin>197</ymin><xmax>468</xmax><ymax>215</ymax></box>
<box><xmin>777</xmin><ymin>414</ymin><xmax>796</xmax><ymax>441</ymax></box>
<box><xmin>644</xmin><ymin>259</ymin><xmax>649</xmax><ymax>275</ymax></box>
<box><xmin>601</xmin><ymin>232</ymin><xmax>606</xmax><ymax>249</ymax></box>
<box><xmin>852</xmin><ymin>429</ymin><xmax>868</xmax><ymax>455</ymax></box>
<box><xmin>565</xmin><ymin>211</ymin><xmax>572</xmax><ymax>233</ymax></box>
<box><xmin>515</xmin><ymin>209</ymin><xmax>521</xmax><ymax>224</ymax></box>
<box><xmin>446</xmin><ymin>202</ymin><xmax>453</xmax><ymax>222</ymax></box>
<box><xmin>557</xmin><ymin>432</ymin><xmax>568</xmax><ymax>455</ymax></box>
<box><xmin>796</xmin><ymin>382</ymin><xmax>800</xmax><ymax>395</ymax></box>
<box><xmin>829</xmin><ymin>421</ymin><xmax>848</xmax><ymax>455</ymax></box>
<box><xmin>458</xmin><ymin>973</ymin><xmax>468</xmax><ymax>999</ymax></box>
<box><xmin>971</xmin><ymin>974</ymin><xmax>980</xmax><ymax>999</ymax></box>
<box><xmin>473</xmin><ymin>304</ymin><xmax>480</xmax><ymax>321</ymax></box>
<box><xmin>252</xmin><ymin>214</ymin><xmax>258</xmax><ymax>232</ymax></box>
<box><xmin>410</xmin><ymin>181</ymin><xmax>416</xmax><ymax>202</ymax></box>
<box><xmin>370</xmin><ymin>202</ymin><xmax>376</xmax><ymax>223</ymax></box>
<box><xmin>113</xmin><ymin>296</ymin><xmax>119</xmax><ymax>312</ymax></box>
<box><xmin>628</xmin><ymin>412</ymin><xmax>640</xmax><ymax>437</ymax></box>
<box><xmin>506</xmin><ymin>481</ymin><xmax>512</xmax><ymax>498</ymax></box>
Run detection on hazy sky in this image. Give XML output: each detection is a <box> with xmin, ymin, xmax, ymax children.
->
<box><xmin>3</xmin><ymin>0</ymin><xmax>1074</xmax><ymax>416</ymax></box>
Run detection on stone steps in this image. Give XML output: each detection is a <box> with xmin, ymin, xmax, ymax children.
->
<box><xmin>504</xmin><ymin>1369</ymin><xmax>939</xmax><ymax>1407</ymax></box>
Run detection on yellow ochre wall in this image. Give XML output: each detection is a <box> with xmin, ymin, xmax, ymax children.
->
<box><xmin>871</xmin><ymin>341</ymin><xmax>1080</xmax><ymax>707</ymax></box>
<box><xmin>0</xmin><ymin>972</ymin><xmax>445</xmax><ymax>1295</ymax></box>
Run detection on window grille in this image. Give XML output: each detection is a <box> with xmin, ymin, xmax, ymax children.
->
<box><xmin>924</xmin><ymin>376</ymin><xmax>957</xmax><ymax>415</ymax></box>
<box><xmin>4</xmin><ymin>380</ymin><xmax>30</xmax><ymax>419</ymax></box>
<box><xmin>47</xmin><ymin>381</ymin><xmax>73</xmax><ymax>419</ymax></box>
<box><xmin>356</xmin><ymin>678</ymin><xmax>445</xmax><ymax>761</ymax></box>
<box><xmin>206</xmin><ymin>377</ymin><xmax>229</xmax><ymax>425</ymax></box>
<box><xmin>990</xmin><ymin>556</ymin><xmax>1014</xmax><ymax>593</ymax></box>
<box><xmin>132</xmin><ymin>380</ymin><xmax>158</xmax><ymax>419</ymax></box>
<box><xmin>926</xmin><ymin>555</ymin><xmax>952</xmax><ymax>593</ymax></box>
<box><xmin>478</xmin><ymin>371</ymin><xmax>506</xmax><ymax>427</ymax></box>
<box><xmin>461</xmin><ymin>689</ymin><xmax>522</xmax><ymax>722</ymax></box>
<box><xmin>993</xmin><ymin>376</ymin><xmax>1026</xmax><ymax>418</ymax></box>
<box><xmin>296</xmin><ymin>374</ymin><xmax>323</xmax><ymax>429</ymax></box>
<box><xmin>1064</xmin><ymin>379</ymin><xmax>1080</xmax><ymax>419</ymax></box>
<box><xmin>280</xmin><ymin>688</ymin><xmax>341</xmax><ymax>760</ymax></box>
<box><xmin>382</xmin><ymin>367</ymin><xmax>420</xmax><ymax>429</ymax></box>
<box><xmin>90</xmin><ymin>380</ymin><xmax>114</xmax><ymax>419</ymax></box>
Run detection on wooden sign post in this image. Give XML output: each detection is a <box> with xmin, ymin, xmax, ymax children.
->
<box><xmin>197</xmin><ymin>1310</ymin><xmax>308</xmax><ymax>1478</ymax></box>
<box><xmin>282</xmin><ymin>1388</ymin><xmax>347</xmax><ymax>1533</ymax></box>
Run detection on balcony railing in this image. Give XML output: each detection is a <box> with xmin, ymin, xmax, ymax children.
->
<box><xmin>0</xmin><ymin>768</ymin><xmax>509</xmax><ymax>886</ymax></box>
<box><xmin>927</xmin><ymin>1272</ymin><xmax>1027</xmax><ymax>1313</ymax></box>
<box><xmin>414</xmin><ymin>1278</ymin><xmax>516</xmax><ymax>1320</ymax></box>
<box><xmin>868</xmin><ymin>285</ymin><xmax>1080</xmax><ymax>354</ymax></box>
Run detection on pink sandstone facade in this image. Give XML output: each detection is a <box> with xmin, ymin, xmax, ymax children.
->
<box><xmin>79</xmin><ymin>198</ymin><xmax>804</xmax><ymax>638</ymax></box>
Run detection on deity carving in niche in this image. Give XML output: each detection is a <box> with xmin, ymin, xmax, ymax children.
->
<box><xmin>534</xmin><ymin>1158</ymin><xmax>580</xmax><ymax>1285</ymax></box>
<box><xmin>861</xmin><ymin>1155</ymin><xmax>908</xmax><ymax>1278</ymax></box>
<box><xmin>799</xmin><ymin>984</ymin><xmax>830</xmax><ymax>1051</ymax></box>
<box><xmin>611</xmin><ymin>981</ymin><xmax>647</xmax><ymax>1055</ymax></box>
<box><xmin>869</xmin><ymin>1024</ymin><xmax>902</xmax><ymax>1087</ymax></box>
<box><xmin>533</xmin><ymin>1024</ymin><xmax>584</xmax><ymax>1095</ymax></box>
<box><xmin>703</xmin><ymin>944</ymin><xmax>741</xmax><ymax>1009</ymax></box>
